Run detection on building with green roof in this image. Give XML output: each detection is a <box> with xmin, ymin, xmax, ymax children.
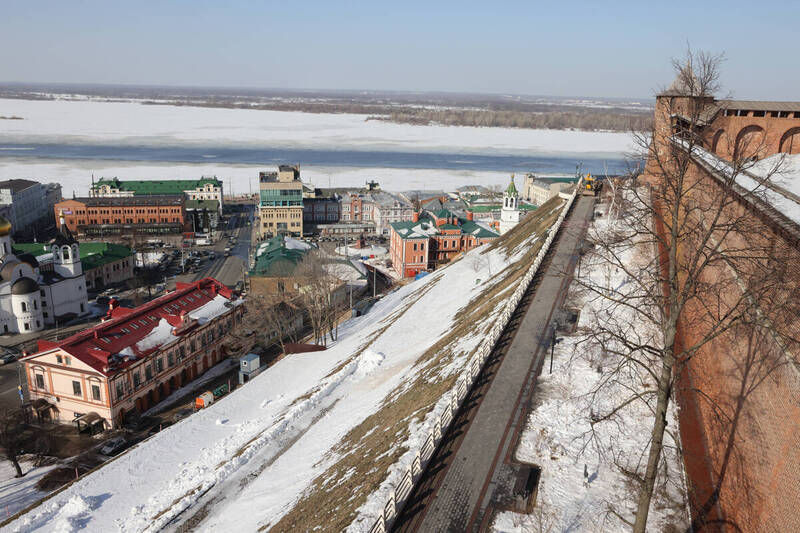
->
<box><xmin>388</xmin><ymin>209</ymin><xmax>499</xmax><ymax>278</ymax></box>
<box><xmin>13</xmin><ymin>241</ymin><xmax>134</xmax><ymax>290</ymax></box>
<box><xmin>90</xmin><ymin>176</ymin><xmax>223</xmax><ymax>213</ymax></box>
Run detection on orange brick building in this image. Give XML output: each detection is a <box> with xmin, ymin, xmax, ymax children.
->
<box><xmin>54</xmin><ymin>195</ymin><xmax>187</xmax><ymax>237</ymax></box>
<box><xmin>647</xmin><ymin>81</ymin><xmax>800</xmax><ymax>532</ymax></box>
<box><xmin>389</xmin><ymin>209</ymin><xmax>498</xmax><ymax>278</ymax></box>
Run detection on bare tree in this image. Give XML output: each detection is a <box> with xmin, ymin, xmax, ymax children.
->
<box><xmin>261</xmin><ymin>296</ymin><xmax>303</xmax><ymax>353</ymax></box>
<box><xmin>296</xmin><ymin>250</ymin><xmax>345</xmax><ymax>346</ymax></box>
<box><xmin>573</xmin><ymin>49</ymin><xmax>793</xmax><ymax>532</ymax></box>
<box><xmin>1</xmin><ymin>408</ymin><xmax>29</xmax><ymax>478</ymax></box>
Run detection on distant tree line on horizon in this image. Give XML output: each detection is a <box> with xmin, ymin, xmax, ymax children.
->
<box><xmin>0</xmin><ymin>88</ymin><xmax>652</xmax><ymax>132</ymax></box>
<box><xmin>366</xmin><ymin>108</ymin><xmax>652</xmax><ymax>132</ymax></box>
<box><xmin>140</xmin><ymin>99</ymin><xmax>651</xmax><ymax>132</ymax></box>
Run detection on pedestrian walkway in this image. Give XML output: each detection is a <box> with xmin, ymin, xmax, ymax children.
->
<box><xmin>397</xmin><ymin>195</ymin><xmax>594</xmax><ymax>532</ymax></box>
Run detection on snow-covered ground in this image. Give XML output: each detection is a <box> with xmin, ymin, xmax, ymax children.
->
<box><xmin>3</xmin><ymin>201</ymin><xmax>565</xmax><ymax>533</ymax></box>
<box><xmin>0</xmin><ymin>458</ymin><xmax>59</xmax><ymax>518</ymax></box>
<box><xmin>135</xmin><ymin>251</ymin><xmax>167</xmax><ymax>269</ymax></box>
<box><xmin>492</xmin><ymin>198</ymin><xmax>687</xmax><ymax>532</ymax></box>
<box><xmin>0</xmin><ymin>98</ymin><xmax>633</xmax><ymax>156</ymax></box>
<box><xmin>335</xmin><ymin>244</ymin><xmax>388</xmax><ymax>257</ymax></box>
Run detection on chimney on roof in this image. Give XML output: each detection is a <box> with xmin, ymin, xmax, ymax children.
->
<box><xmin>467</xmin><ymin>211</ymin><xmax>474</xmax><ymax>221</ymax></box>
<box><xmin>412</xmin><ymin>212</ymin><xmax>419</xmax><ymax>223</ymax></box>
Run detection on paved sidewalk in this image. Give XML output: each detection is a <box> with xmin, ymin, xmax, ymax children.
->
<box><xmin>398</xmin><ymin>195</ymin><xmax>594</xmax><ymax>532</ymax></box>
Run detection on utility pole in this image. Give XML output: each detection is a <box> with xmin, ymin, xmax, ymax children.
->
<box><xmin>373</xmin><ymin>266</ymin><xmax>376</xmax><ymax>298</ymax></box>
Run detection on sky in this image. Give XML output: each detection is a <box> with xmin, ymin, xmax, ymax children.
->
<box><xmin>1</xmin><ymin>0</ymin><xmax>798</xmax><ymax>100</ymax></box>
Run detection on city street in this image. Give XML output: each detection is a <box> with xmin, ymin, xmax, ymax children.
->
<box><xmin>0</xmin><ymin>361</ymin><xmax>26</xmax><ymax>409</ymax></box>
<box><xmin>171</xmin><ymin>203</ymin><xmax>255</xmax><ymax>288</ymax></box>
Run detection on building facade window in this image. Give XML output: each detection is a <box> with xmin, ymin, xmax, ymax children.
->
<box><xmin>92</xmin><ymin>384</ymin><xmax>101</xmax><ymax>401</ymax></box>
<box><xmin>35</xmin><ymin>373</ymin><xmax>45</xmax><ymax>389</ymax></box>
<box><xmin>72</xmin><ymin>380</ymin><xmax>82</xmax><ymax>396</ymax></box>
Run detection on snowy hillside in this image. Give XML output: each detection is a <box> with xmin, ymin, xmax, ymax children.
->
<box><xmin>2</xmin><ymin>198</ymin><xmax>567</xmax><ymax>533</ymax></box>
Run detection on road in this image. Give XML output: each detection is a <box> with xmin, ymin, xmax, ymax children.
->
<box><xmin>173</xmin><ymin>203</ymin><xmax>255</xmax><ymax>288</ymax></box>
<box><xmin>392</xmin><ymin>195</ymin><xmax>594</xmax><ymax>532</ymax></box>
<box><xmin>0</xmin><ymin>361</ymin><xmax>26</xmax><ymax>408</ymax></box>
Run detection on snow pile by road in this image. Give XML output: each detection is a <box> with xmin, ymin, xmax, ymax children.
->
<box><xmin>492</xmin><ymin>198</ymin><xmax>688</xmax><ymax>532</ymax></box>
<box><xmin>3</xmin><ymin>200</ymin><xmax>564</xmax><ymax>532</ymax></box>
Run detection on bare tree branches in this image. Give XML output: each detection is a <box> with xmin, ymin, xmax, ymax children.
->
<box><xmin>571</xmin><ymin>49</ymin><xmax>791</xmax><ymax>532</ymax></box>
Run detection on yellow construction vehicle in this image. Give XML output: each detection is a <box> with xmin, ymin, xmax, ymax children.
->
<box><xmin>582</xmin><ymin>174</ymin><xmax>596</xmax><ymax>196</ymax></box>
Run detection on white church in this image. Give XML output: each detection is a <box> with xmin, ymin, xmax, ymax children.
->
<box><xmin>0</xmin><ymin>213</ymin><xmax>89</xmax><ymax>335</ymax></box>
<box><xmin>499</xmin><ymin>175</ymin><xmax>521</xmax><ymax>235</ymax></box>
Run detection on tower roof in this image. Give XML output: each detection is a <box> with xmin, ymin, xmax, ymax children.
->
<box><xmin>505</xmin><ymin>176</ymin><xmax>518</xmax><ymax>197</ymax></box>
<box><xmin>52</xmin><ymin>210</ymin><xmax>78</xmax><ymax>247</ymax></box>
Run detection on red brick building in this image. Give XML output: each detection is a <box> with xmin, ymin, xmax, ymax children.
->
<box><xmin>54</xmin><ymin>195</ymin><xmax>187</xmax><ymax>237</ymax></box>
<box><xmin>389</xmin><ymin>209</ymin><xmax>498</xmax><ymax>278</ymax></box>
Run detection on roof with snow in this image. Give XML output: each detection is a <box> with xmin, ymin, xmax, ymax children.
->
<box><xmin>390</xmin><ymin>212</ymin><xmax>499</xmax><ymax>240</ymax></box>
<box><xmin>27</xmin><ymin>278</ymin><xmax>240</xmax><ymax>376</ymax></box>
<box><xmin>676</xmin><ymin>140</ymin><xmax>800</xmax><ymax>235</ymax></box>
<box><xmin>251</xmin><ymin>236</ymin><xmax>312</xmax><ymax>277</ymax></box>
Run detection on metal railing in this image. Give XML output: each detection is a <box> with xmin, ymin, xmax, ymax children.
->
<box><xmin>365</xmin><ymin>180</ymin><xmax>582</xmax><ymax>533</ymax></box>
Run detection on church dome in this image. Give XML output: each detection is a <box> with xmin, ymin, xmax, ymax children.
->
<box><xmin>0</xmin><ymin>215</ymin><xmax>11</xmax><ymax>237</ymax></box>
<box><xmin>11</xmin><ymin>276</ymin><xmax>38</xmax><ymax>295</ymax></box>
<box><xmin>1</xmin><ymin>260</ymin><xmax>20</xmax><ymax>281</ymax></box>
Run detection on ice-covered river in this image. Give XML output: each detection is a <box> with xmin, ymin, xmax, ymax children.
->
<box><xmin>0</xmin><ymin>98</ymin><xmax>635</xmax><ymax>194</ymax></box>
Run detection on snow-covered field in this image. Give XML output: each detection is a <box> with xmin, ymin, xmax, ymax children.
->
<box><xmin>492</xmin><ymin>197</ymin><xmax>687</xmax><ymax>532</ymax></box>
<box><xmin>0</xmin><ymin>98</ymin><xmax>632</xmax><ymax>155</ymax></box>
<box><xmin>0</xmin><ymin>458</ymin><xmax>58</xmax><ymax>519</ymax></box>
<box><xmin>2</xmin><ymin>201</ymin><xmax>565</xmax><ymax>532</ymax></box>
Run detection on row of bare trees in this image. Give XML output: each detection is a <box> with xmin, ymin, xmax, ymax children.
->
<box><xmin>573</xmin><ymin>50</ymin><xmax>797</xmax><ymax>532</ymax></box>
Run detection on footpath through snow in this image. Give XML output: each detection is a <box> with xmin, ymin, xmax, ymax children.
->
<box><xmin>2</xmin><ymin>199</ymin><xmax>567</xmax><ymax>533</ymax></box>
<box><xmin>492</xmin><ymin>192</ymin><xmax>688</xmax><ymax>532</ymax></box>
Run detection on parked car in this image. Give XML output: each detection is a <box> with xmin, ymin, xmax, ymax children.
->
<box><xmin>209</xmin><ymin>252</ymin><xmax>216</xmax><ymax>260</ymax></box>
<box><xmin>0</xmin><ymin>353</ymin><xmax>18</xmax><ymax>365</ymax></box>
<box><xmin>99</xmin><ymin>436</ymin><xmax>127</xmax><ymax>456</ymax></box>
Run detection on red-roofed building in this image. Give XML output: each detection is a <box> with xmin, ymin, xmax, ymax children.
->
<box><xmin>21</xmin><ymin>277</ymin><xmax>244</xmax><ymax>429</ymax></box>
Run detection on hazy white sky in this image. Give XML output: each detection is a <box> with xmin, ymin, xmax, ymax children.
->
<box><xmin>1</xmin><ymin>1</ymin><xmax>798</xmax><ymax>100</ymax></box>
